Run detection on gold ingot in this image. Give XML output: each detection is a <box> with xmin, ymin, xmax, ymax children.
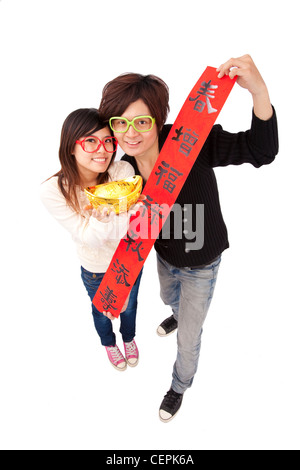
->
<box><xmin>84</xmin><ymin>176</ymin><xmax>143</xmax><ymax>214</ymax></box>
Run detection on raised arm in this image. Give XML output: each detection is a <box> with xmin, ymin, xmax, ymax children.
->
<box><xmin>217</xmin><ymin>54</ymin><xmax>273</xmax><ymax>121</ymax></box>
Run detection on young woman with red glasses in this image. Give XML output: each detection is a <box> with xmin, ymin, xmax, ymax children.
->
<box><xmin>40</xmin><ymin>108</ymin><xmax>142</xmax><ymax>371</ymax></box>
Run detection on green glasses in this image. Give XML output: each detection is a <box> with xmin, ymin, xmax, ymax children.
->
<box><xmin>109</xmin><ymin>115</ymin><xmax>156</xmax><ymax>133</ymax></box>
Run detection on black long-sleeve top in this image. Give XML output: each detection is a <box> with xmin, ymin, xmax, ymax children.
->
<box><xmin>121</xmin><ymin>109</ymin><xmax>279</xmax><ymax>267</ymax></box>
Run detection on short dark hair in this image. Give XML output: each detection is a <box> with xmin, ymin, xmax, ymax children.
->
<box><xmin>99</xmin><ymin>73</ymin><xmax>170</xmax><ymax>132</ymax></box>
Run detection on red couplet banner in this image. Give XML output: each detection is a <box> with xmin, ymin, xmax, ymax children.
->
<box><xmin>93</xmin><ymin>67</ymin><xmax>236</xmax><ymax>317</ymax></box>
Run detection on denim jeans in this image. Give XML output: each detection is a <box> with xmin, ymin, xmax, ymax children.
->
<box><xmin>81</xmin><ymin>267</ymin><xmax>142</xmax><ymax>347</ymax></box>
<box><xmin>157</xmin><ymin>253</ymin><xmax>221</xmax><ymax>394</ymax></box>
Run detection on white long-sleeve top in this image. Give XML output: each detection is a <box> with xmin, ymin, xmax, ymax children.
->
<box><xmin>40</xmin><ymin>161</ymin><xmax>135</xmax><ymax>273</ymax></box>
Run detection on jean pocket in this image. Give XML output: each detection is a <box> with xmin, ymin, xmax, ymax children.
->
<box><xmin>81</xmin><ymin>268</ymin><xmax>104</xmax><ymax>289</ymax></box>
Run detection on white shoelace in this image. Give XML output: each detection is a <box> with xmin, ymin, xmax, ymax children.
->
<box><xmin>107</xmin><ymin>346</ymin><xmax>124</xmax><ymax>362</ymax></box>
<box><xmin>124</xmin><ymin>341</ymin><xmax>136</xmax><ymax>354</ymax></box>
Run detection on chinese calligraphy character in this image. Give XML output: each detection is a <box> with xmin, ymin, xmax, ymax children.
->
<box><xmin>172</xmin><ymin>126</ymin><xmax>184</xmax><ymax>142</ymax></box>
<box><xmin>189</xmin><ymin>80</ymin><xmax>218</xmax><ymax>114</ymax></box>
<box><xmin>143</xmin><ymin>195</ymin><xmax>166</xmax><ymax>226</ymax></box>
<box><xmin>155</xmin><ymin>163</ymin><xmax>168</xmax><ymax>185</ymax></box>
<box><xmin>155</xmin><ymin>161</ymin><xmax>183</xmax><ymax>194</ymax></box>
<box><xmin>112</xmin><ymin>259</ymin><xmax>131</xmax><ymax>286</ymax></box>
<box><xmin>172</xmin><ymin>126</ymin><xmax>199</xmax><ymax>157</ymax></box>
<box><xmin>179</xmin><ymin>129</ymin><xmax>199</xmax><ymax>157</ymax></box>
<box><xmin>124</xmin><ymin>237</ymin><xmax>145</xmax><ymax>262</ymax></box>
<box><xmin>99</xmin><ymin>286</ymin><xmax>117</xmax><ymax>311</ymax></box>
<box><xmin>183</xmin><ymin>130</ymin><xmax>198</xmax><ymax>146</ymax></box>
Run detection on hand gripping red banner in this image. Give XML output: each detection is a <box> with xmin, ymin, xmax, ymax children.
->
<box><xmin>93</xmin><ymin>67</ymin><xmax>236</xmax><ymax>317</ymax></box>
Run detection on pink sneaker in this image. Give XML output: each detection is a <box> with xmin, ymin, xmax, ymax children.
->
<box><xmin>123</xmin><ymin>339</ymin><xmax>139</xmax><ymax>367</ymax></box>
<box><xmin>105</xmin><ymin>345</ymin><xmax>127</xmax><ymax>371</ymax></box>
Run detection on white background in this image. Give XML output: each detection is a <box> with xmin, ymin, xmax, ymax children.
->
<box><xmin>0</xmin><ymin>0</ymin><xmax>299</xmax><ymax>451</ymax></box>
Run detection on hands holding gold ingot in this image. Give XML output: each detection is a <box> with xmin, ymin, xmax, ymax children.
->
<box><xmin>84</xmin><ymin>176</ymin><xmax>143</xmax><ymax>215</ymax></box>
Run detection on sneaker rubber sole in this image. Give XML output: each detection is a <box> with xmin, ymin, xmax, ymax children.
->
<box><xmin>157</xmin><ymin>325</ymin><xmax>177</xmax><ymax>337</ymax></box>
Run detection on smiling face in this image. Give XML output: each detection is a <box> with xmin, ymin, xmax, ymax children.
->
<box><xmin>113</xmin><ymin>99</ymin><xmax>159</xmax><ymax>160</ymax></box>
<box><xmin>73</xmin><ymin>126</ymin><xmax>114</xmax><ymax>185</ymax></box>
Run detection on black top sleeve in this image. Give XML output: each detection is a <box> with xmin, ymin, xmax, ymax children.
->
<box><xmin>199</xmin><ymin>107</ymin><xmax>279</xmax><ymax>169</ymax></box>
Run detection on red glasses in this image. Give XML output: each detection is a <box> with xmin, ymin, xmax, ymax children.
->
<box><xmin>76</xmin><ymin>136</ymin><xmax>118</xmax><ymax>153</ymax></box>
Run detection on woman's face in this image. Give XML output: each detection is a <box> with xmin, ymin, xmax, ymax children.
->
<box><xmin>113</xmin><ymin>99</ymin><xmax>159</xmax><ymax>159</ymax></box>
<box><xmin>73</xmin><ymin>126</ymin><xmax>114</xmax><ymax>181</ymax></box>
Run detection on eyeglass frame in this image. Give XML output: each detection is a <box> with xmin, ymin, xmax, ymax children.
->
<box><xmin>109</xmin><ymin>115</ymin><xmax>156</xmax><ymax>133</ymax></box>
<box><xmin>75</xmin><ymin>135</ymin><xmax>118</xmax><ymax>153</ymax></box>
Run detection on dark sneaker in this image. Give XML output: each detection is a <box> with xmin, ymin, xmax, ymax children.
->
<box><xmin>159</xmin><ymin>388</ymin><xmax>183</xmax><ymax>423</ymax></box>
<box><xmin>157</xmin><ymin>315</ymin><xmax>178</xmax><ymax>337</ymax></box>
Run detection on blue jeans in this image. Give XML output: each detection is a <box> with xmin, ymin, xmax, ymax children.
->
<box><xmin>157</xmin><ymin>253</ymin><xmax>221</xmax><ymax>394</ymax></box>
<box><xmin>81</xmin><ymin>267</ymin><xmax>142</xmax><ymax>347</ymax></box>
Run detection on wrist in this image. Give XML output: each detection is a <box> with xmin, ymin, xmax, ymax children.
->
<box><xmin>252</xmin><ymin>87</ymin><xmax>273</xmax><ymax>121</ymax></box>
<box><xmin>251</xmin><ymin>82</ymin><xmax>269</xmax><ymax>99</ymax></box>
